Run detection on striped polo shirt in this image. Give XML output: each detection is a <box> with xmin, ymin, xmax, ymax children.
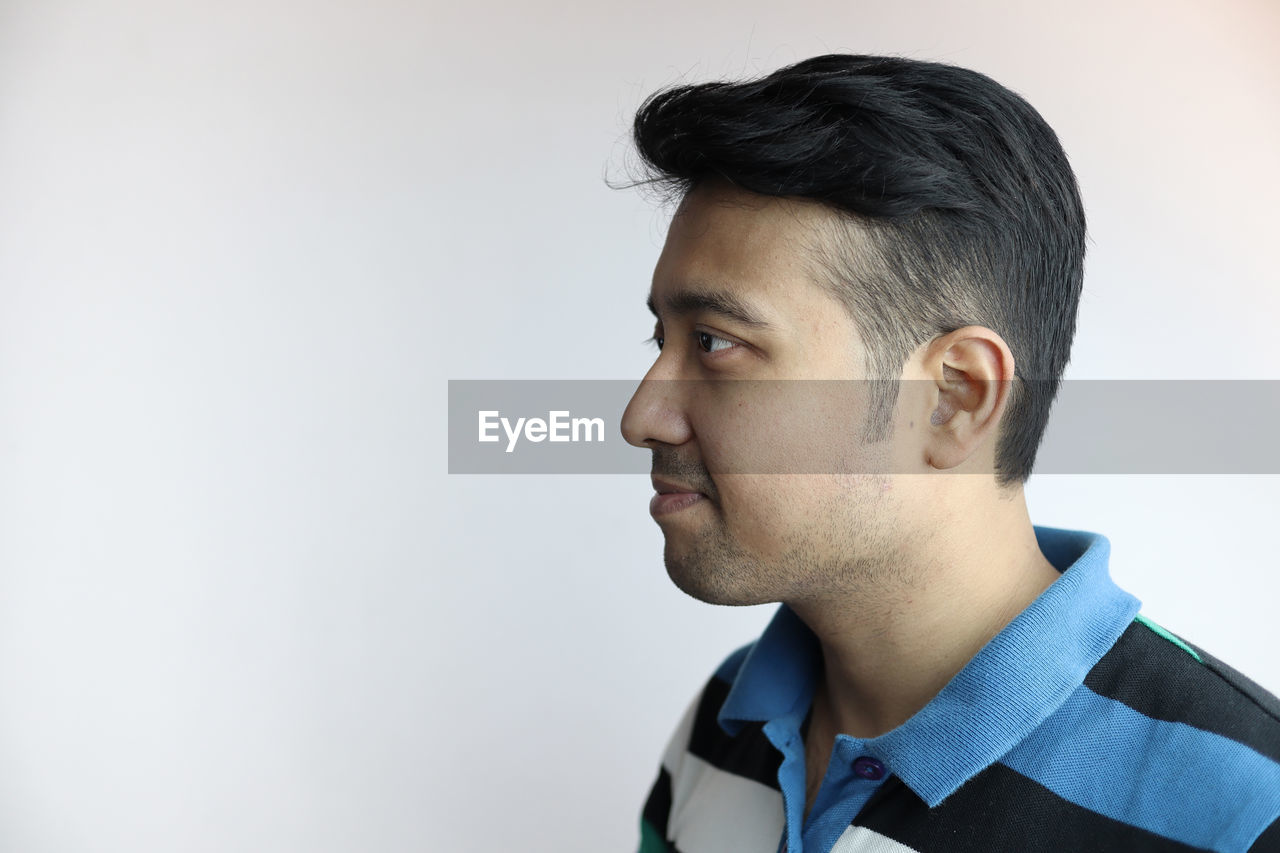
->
<box><xmin>638</xmin><ymin>526</ymin><xmax>1280</xmax><ymax>852</ymax></box>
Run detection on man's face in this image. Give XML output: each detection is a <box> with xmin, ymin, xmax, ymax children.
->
<box><xmin>621</xmin><ymin>180</ymin><xmax>915</xmax><ymax>607</ymax></box>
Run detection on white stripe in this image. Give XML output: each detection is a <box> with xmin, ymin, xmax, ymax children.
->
<box><xmin>828</xmin><ymin>825</ymin><xmax>921</xmax><ymax>853</ymax></box>
<box><xmin>660</xmin><ymin>691</ymin><xmax>701</xmax><ymax>779</ymax></box>
<box><xmin>667</xmin><ymin>752</ymin><xmax>785</xmax><ymax>853</ymax></box>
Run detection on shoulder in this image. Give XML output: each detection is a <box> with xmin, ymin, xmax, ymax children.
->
<box><xmin>1083</xmin><ymin>615</ymin><xmax>1280</xmax><ymax>851</ymax></box>
<box><xmin>654</xmin><ymin>638</ymin><xmax>789</xmax><ymax>801</ymax></box>
<box><xmin>1084</xmin><ymin>614</ymin><xmax>1280</xmax><ymax>759</ymax></box>
<box><xmin>656</xmin><ymin>641</ymin><xmax>758</xmax><ymax>773</ymax></box>
<box><xmin>647</xmin><ymin>641</ymin><xmax>785</xmax><ymax>851</ymax></box>
<box><xmin>992</xmin><ymin>615</ymin><xmax>1280</xmax><ymax>851</ymax></box>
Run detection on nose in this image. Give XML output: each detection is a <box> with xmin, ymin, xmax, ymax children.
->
<box><xmin>620</xmin><ymin>362</ymin><xmax>694</xmax><ymax>449</ymax></box>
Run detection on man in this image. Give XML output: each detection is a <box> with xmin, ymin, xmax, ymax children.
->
<box><xmin>619</xmin><ymin>55</ymin><xmax>1280</xmax><ymax>853</ymax></box>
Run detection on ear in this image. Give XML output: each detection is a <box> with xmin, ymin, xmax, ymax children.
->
<box><xmin>918</xmin><ymin>327</ymin><xmax>1016</xmax><ymax>473</ymax></box>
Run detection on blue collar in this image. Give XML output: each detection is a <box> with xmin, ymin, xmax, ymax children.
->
<box><xmin>716</xmin><ymin>525</ymin><xmax>1142</xmax><ymax>807</ymax></box>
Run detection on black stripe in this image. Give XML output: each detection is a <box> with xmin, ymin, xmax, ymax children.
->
<box><xmin>1190</xmin><ymin>640</ymin><xmax>1280</xmax><ymax>721</ymax></box>
<box><xmin>855</xmin><ymin>763</ymin><xmax>1209</xmax><ymax>852</ymax></box>
<box><xmin>686</xmin><ymin>675</ymin><xmax>782</xmax><ymax>791</ymax></box>
<box><xmin>1251</xmin><ymin>815</ymin><xmax>1280</xmax><ymax>852</ymax></box>
<box><xmin>642</xmin><ymin>766</ymin><xmax>674</xmax><ymax>840</ymax></box>
<box><xmin>1084</xmin><ymin>621</ymin><xmax>1280</xmax><ymax>763</ymax></box>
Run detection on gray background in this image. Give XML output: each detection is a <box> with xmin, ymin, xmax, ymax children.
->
<box><xmin>449</xmin><ymin>380</ymin><xmax>1280</xmax><ymax>474</ymax></box>
<box><xmin>2</xmin><ymin>0</ymin><xmax>1278</xmax><ymax>851</ymax></box>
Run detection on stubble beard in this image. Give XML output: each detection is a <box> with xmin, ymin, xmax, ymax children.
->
<box><xmin>661</xmin><ymin>482</ymin><xmax>906</xmax><ymax>608</ymax></box>
<box><xmin>661</xmin><ymin>510</ymin><xmax>853</xmax><ymax>607</ymax></box>
<box><xmin>663</xmin><ymin>518</ymin><xmax>767</xmax><ymax>606</ymax></box>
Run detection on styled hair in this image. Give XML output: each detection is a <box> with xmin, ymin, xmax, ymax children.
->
<box><xmin>625</xmin><ymin>54</ymin><xmax>1087</xmax><ymax>486</ymax></box>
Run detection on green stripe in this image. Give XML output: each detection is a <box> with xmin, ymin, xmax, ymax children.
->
<box><xmin>639</xmin><ymin>817</ymin><xmax>672</xmax><ymax>853</ymax></box>
<box><xmin>1134</xmin><ymin>613</ymin><xmax>1202</xmax><ymax>663</ymax></box>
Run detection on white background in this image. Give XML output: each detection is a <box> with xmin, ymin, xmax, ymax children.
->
<box><xmin>1</xmin><ymin>1</ymin><xmax>1277</xmax><ymax>851</ymax></box>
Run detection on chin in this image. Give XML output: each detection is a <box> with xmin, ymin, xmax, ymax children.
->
<box><xmin>663</xmin><ymin>549</ymin><xmax>773</xmax><ymax>607</ymax></box>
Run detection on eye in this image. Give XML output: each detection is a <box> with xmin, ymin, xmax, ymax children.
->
<box><xmin>645</xmin><ymin>324</ymin><xmax>664</xmax><ymax>351</ymax></box>
<box><xmin>697</xmin><ymin>331</ymin><xmax>736</xmax><ymax>354</ymax></box>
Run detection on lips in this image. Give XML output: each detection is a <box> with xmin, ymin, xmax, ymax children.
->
<box><xmin>649</xmin><ymin>477</ymin><xmax>709</xmax><ymax>518</ymax></box>
<box><xmin>649</xmin><ymin>491</ymin><xmax>705</xmax><ymax>517</ymax></box>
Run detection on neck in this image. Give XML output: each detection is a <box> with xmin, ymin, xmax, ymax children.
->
<box><xmin>789</xmin><ymin>495</ymin><xmax>1061</xmax><ymax>740</ymax></box>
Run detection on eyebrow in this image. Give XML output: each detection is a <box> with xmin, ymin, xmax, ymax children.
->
<box><xmin>646</xmin><ymin>287</ymin><xmax>773</xmax><ymax>330</ymax></box>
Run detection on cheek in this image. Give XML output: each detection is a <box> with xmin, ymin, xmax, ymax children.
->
<box><xmin>716</xmin><ymin>475</ymin><xmax>845</xmax><ymax>544</ymax></box>
<box><xmin>724</xmin><ymin>474</ymin><xmax>896</xmax><ymax>541</ymax></box>
<box><xmin>715</xmin><ymin>474</ymin><xmax>787</xmax><ymax>525</ymax></box>
<box><xmin>694</xmin><ymin>387</ymin><xmax>860</xmax><ymax>476</ymax></box>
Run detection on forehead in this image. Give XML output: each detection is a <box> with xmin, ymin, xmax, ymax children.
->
<box><xmin>650</xmin><ymin>181</ymin><xmax>844</xmax><ymax>322</ymax></box>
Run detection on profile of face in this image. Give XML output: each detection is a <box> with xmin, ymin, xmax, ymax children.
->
<box><xmin>620</xmin><ymin>180</ymin><xmax>924</xmax><ymax>607</ymax></box>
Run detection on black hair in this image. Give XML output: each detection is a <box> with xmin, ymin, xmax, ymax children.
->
<box><xmin>624</xmin><ymin>54</ymin><xmax>1086</xmax><ymax>486</ymax></box>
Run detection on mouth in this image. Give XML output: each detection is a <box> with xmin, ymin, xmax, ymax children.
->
<box><xmin>649</xmin><ymin>477</ymin><xmax>709</xmax><ymax>518</ymax></box>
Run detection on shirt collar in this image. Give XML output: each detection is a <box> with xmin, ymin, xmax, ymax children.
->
<box><xmin>716</xmin><ymin>525</ymin><xmax>1142</xmax><ymax>807</ymax></box>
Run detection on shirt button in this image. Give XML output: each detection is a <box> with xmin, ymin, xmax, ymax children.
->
<box><xmin>852</xmin><ymin>756</ymin><xmax>885</xmax><ymax>780</ymax></box>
